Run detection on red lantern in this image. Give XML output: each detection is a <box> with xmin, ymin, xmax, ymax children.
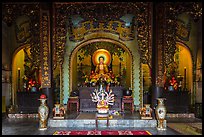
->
<box><xmin>40</xmin><ymin>94</ymin><xmax>46</xmax><ymax>99</ymax></box>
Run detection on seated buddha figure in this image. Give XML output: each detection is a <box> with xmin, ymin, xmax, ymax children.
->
<box><xmin>95</xmin><ymin>57</ymin><xmax>108</xmax><ymax>75</ymax></box>
<box><xmin>90</xmin><ymin>56</ymin><xmax>113</xmax><ymax>84</ymax></box>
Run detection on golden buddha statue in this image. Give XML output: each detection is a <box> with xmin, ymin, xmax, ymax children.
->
<box><xmin>95</xmin><ymin>57</ymin><xmax>109</xmax><ymax>74</ymax></box>
<box><xmin>84</xmin><ymin>49</ymin><xmax>119</xmax><ymax>86</ymax></box>
<box><xmin>90</xmin><ymin>56</ymin><xmax>113</xmax><ymax>83</ymax></box>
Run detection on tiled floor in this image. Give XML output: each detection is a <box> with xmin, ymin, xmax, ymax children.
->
<box><xmin>2</xmin><ymin>110</ymin><xmax>202</xmax><ymax>135</ymax></box>
<box><xmin>167</xmin><ymin>123</ymin><xmax>202</xmax><ymax>135</ymax></box>
<box><xmin>2</xmin><ymin>118</ymin><xmax>180</xmax><ymax>135</ymax></box>
<box><xmin>2</xmin><ymin>106</ymin><xmax>203</xmax><ymax>135</ymax></box>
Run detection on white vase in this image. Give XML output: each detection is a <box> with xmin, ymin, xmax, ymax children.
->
<box><xmin>38</xmin><ymin>99</ymin><xmax>49</xmax><ymax>130</ymax></box>
<box><xmin>155</xmin><ymin>98</ymin><xmax>167</xmax><ymax>130</ymax></box>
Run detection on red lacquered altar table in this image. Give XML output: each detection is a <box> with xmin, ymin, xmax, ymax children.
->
<box><xmin>122</xmin><ymin>96</ymin><xmax>134</xmax><ymax>113</ymax></box>
<box><xmin>67</xmin><ymin>97</ymin><xmax>79</xmax><ymax>112</ymax></box>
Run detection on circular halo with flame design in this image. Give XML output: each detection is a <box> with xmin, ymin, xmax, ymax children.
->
<box><xmin>92</xmin><ymin>49</ymin><xmax>111</xmax><ymax>66</ymax></box>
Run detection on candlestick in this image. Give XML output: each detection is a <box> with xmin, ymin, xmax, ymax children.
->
<box><xmin>184</xmin><ymin>67</ymin><xmax>186</xmax><ymax>91</ymax></box>
<box><xmin>18</xmin><ymin>68</ymin><xmax>20</xmax><ymax>91</ymax></box>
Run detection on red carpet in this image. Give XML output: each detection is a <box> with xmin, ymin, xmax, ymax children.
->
<box><xmin>53</xmin><ymin>130</ymin><xmax>152</xmax><ymax>135</ymax></box>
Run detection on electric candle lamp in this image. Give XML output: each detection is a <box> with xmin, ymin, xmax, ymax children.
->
<box><xmin>17</xmin><ymin>68</ymin><xmax>21</xmax><ymax>91</ymax></box>
<box><xmin>184</xmin><ymin>67</ymin><xmax>187</xmax><ymax>91</ymax></box>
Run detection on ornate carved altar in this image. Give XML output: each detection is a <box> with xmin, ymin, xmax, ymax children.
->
<box><xmin>79</xmin><ymin>86</ymin><xmax>124</xmax><ymax>112</ymax></box>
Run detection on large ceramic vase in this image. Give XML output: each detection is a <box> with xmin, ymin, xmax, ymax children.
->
<box><xmin>38</xmin><ymin>95</ymin><xmax>49</xmax><ymax>130</ymax></box>
<box><xmin>155</xmin><ymin>98</ymin><xmax>167</xmax><ymax>130</ymax></box>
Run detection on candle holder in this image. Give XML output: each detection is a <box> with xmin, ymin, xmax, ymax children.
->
<box><xmin>183</xmin><ymin>67</ymin><xmax>187</xmax><ymax>91</ymax></box>
<box><xmin>17</xmin><ymin>68</ymin><xmax>21</xmax><ymax>92</ymax></box>
<box><xmin>177</xmin><ymin>75</ymin><xmax>183</xmax><ymax>92</ymax></box>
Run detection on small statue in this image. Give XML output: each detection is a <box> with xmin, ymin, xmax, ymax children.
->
<box><xmin>52</xmin><ymin>103</ymin><xmax>66</xmax><ymax>119</ymax></box>
<box><xmin>139</xmin><ymin>104</ymin><xmax>152</xmax><ymax>119</ymax></box>
<box><xmin>90</xmin><ymin>84</ymin><xmax>114</xmax><ymax>114</ymax></box>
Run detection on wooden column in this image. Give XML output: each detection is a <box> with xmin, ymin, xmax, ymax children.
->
<box><xmin>151</xmin><ymin>2</ymin><xmax>164</xmax><ymax>109</ymax></box>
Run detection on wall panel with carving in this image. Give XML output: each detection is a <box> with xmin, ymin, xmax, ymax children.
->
<box><xmin>155</xmin><ymin>2</ymin><xmax>202</xmax><ymax>88</ymax></box>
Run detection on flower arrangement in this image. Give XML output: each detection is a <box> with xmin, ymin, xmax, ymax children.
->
<box><xmin>22</xmin><ymin>75</ymin><xmax>41</xmax><ymax>92</ymax></box>
<box><xmin>81</xmin><ymin>69</ymin><xmax>121</xmax><ymax>87</ymax></box>
<box><xmin>169</xmin><ymin>76</ymin><xmax>178</xmax><ymax>90</ymax></box>
<box><xmin>164</xmin><ymin>62</ymin><xmax>179</xmax><ymax>91</ymax></box>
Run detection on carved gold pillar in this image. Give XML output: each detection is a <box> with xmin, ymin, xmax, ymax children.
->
<box><xmin>40</xmin><ymin>8</ymin><xmax>53</xmax><ymax>112</ymax></box>
<box><xmin>53</xmin><ymin>3</ymin><xmax>67</xmax><ymax>104</ymax></box>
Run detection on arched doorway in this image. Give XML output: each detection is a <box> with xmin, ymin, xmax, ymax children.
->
<box><xmin>62</xmin><ymin>33</ymin><xmax>141</xmax><ymax>107</ymax></box>
<box><xmin>11</xmin><ymin>45</ymin><xmax>41</xmax><ymax>106</ymax></box>
<box><xmin>175</xmin><ymin>42</ymin><xmax>193</xmax><ymax>104</ymax></box>
<box><xmin>12</xmin><ymin>45</ymin><xmax>29</xmax><ymax>105</ymax></box>
<box><xmin>69</xmin><ymin>39</ymin><xmax>133</xmax><ymax>93</ymax></box>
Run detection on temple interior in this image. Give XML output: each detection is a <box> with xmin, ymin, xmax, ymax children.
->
<box><xmin>2</xmin><ymin>2</ymin><xmax>202</xmax><ymax>135</ymax></box>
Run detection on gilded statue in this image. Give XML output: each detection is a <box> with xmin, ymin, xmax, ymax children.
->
<box><xmin>90</xmin><ymin>56</ymin><xmax>113</xmax><ymax>84</ymax></box>
<box><xmin>95</xmin><ymin>56</ymin><xmax>109</xmax><ymax>75</ymax></box>
<box><xmin>82</xmin><ymin>49</ymin><xmax>120</xmax><ymax>86</ymax></box>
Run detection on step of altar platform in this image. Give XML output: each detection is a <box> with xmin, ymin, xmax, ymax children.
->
<box><xmin>48</xmin><ymin>118</ymin><xmax>166</xmax><ymax>128</ymax></box>
<box><xmin>7</xmin><ymin>113</ymin><xmax>38</xmax><ymax>118</ymax></box>
<box><xmin>166</xmin><ymin>113</ymin><xmax>195</xmax><ymax>118</ymax></box>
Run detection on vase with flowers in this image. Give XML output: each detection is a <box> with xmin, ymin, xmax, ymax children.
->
<box><xmin>164</xmin><ymin>62</ymin><xmax>179</xmax><ymax>91</ymax></box>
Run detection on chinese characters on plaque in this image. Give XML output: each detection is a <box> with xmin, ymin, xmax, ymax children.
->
<box><xmin>40</xmin><ymin>11</ymin><xmax>51</xmax><ymax>88</ymax></box>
